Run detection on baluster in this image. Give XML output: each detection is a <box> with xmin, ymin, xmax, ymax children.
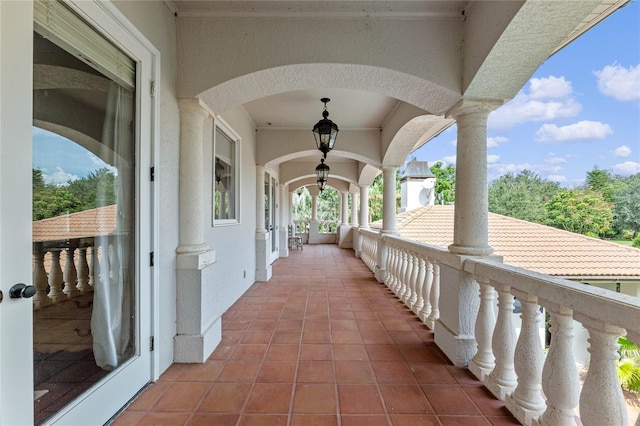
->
<box><xmin>389</xmin><ymin>246</ymin><xmax>400</xmax><ymax>293</ymax></box>
<box><xmin>398</xmin><ymin>248</ymin><xmax>409</xmax><ymax>300</ymax></box>
<box><xmin>402</xmin><ymin>251</ymin><xmax>416</xmax><ymax>305</ymax></box>
<box><xmin>32</xmin><ymin>245</ymin><xmax>51</xmax><ymax>309</ymax></box>
<box><xmin>407</xmin><ymin>252</ymin><xmax>420</xmax><ymax>309</ymax></box>
<box><xmin>539</xmin><ymin>305</ymin><xmax>580</xmax><ymax>426</ymax></box>
<box><xmin>384</xmin><ymin>245</ymin><xmax>395</xmax><ymax>290</ymax></box>
<box><xmin>90</xmin><ymin>244</ymin><xmax>100</xmax><ymax>289</ymax></box>
<box><xmin>418</xmin><ymin>260</ymin><xmax>433</xmax><ymax>323</ymax></box>
<box><xmin>579</xmin><ymin>322</ymin><xmax>627</xmax><ymax>426</ymax></box>
<box><xmin>469</xmin><ymin>281</ymin><xmax>496</xmax><ymax>381</ymax></box>
<box><xmin>411</xmin><ymin>257</ymin><xmax>425</xmax><ymax>316</ymax></box>
<box><xmin>395</xmin><ymin>248</ymin><xmax>406</xmax><ymax>297</ymax></box>
<box><xmin>63</xmin><ymin>245</ymin><xmax>80</xmax><ymax>298</ymax></box>
<box><xmin>76</xmin><ymin>246</ymin><xmax>90</xmax><ymax>294</ymax></box>
<box><xmin>426</xmin><ymin>263</ymin><xmax>440</xmax><ymax>330</ymax></box>
<box><xmin>47</xmin><ymin>249</ymin><xmax>66</xmax><ymax>303</ymax></box>
<box><xmin>486</xmin><ymin>285</ymin><xmax>517</xmax><ymax>400</ymax></box>
<box><xmin>507</xmin><ymin>295</ymin><xmax>545</xmax><ymax>424</ymax></box>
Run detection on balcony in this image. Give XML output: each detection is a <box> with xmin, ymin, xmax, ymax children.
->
<box><xmin>113</xmin><ymin>237</ymin><xmax>639</xmax><ymax>425</ymax></box>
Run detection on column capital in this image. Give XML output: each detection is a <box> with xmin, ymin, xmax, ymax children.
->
<box><xmin>178</xmin><ymin>98</ymin><xmax>211</xmax><ymax>118</ymax></box>
<box><xmin>446</xmin><ymin>99</ymin><xmax>503</xmax><ymax>119</ymax></box>
<box><xmin>382</xmin><ymin>165</ymin><xmax>401</xmax><ymax>172</ymax></box>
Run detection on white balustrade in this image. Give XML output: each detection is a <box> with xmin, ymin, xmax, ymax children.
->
<box><xmin>418</xmin><ymin>260</ymin><xmax>433</xmax><ymax>323</ymax></box>
<box><xmin>76</xmin><ymin>246</ymin><xmax>90</xmax><ymax>294</ymax></box>
<box><xmin>411</xmin><ymin>257</ymin><xmax>425</xmax><ymax>316</ymax></box>
<box><xmin>48</xmin><ymin>249</ymin><xmax>66</xmax><ymax>303</ymax></box>
<box><xmin>426</xmin><ymin>262</ymin><xmax>439</xmax><ymax>330</ymax></box>
<box><xmin>486</xmin><ymin>285</ymin><xmax>518</xmax><ymax>400</ymax></box>
<box><xmin>63</xmin><ymin>246</ymin><xmax>81</xmax><ymax>298</ymax></box>
<box><xmin>32</xmin><ymin>246</ymin><xmax>51</xmax><ymax>309</ymax></box>
<box><xmin>469</xmin><ymin>281</ymin><xmax>496</xmax><ymax>381</ymax></box>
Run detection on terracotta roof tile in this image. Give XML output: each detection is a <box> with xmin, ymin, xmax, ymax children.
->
<box><xmin>373</xmin><ymin>205</ymin><xmax>640</xmax><ymax>278</ymax></box>
<box><xmin>33</xmin><ymin>205</ymin><xmax>117</xmax><ymax>242</ymax></box>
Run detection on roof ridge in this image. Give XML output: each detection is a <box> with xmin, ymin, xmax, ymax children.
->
<box><xmin>35</xmin><ymin>204</ymin><xmax>116</xmax><ymax>224</ymax></box>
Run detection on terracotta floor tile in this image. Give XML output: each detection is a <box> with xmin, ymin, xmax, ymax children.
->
<box><xmin>304</xmin><ymin>319</ymin><xmax>330</xmax><ymax>330</ymax></box>
<box><xmin>174</xmin><ymin>360</ymin><xmax>224</xmax><ymax>382</ymax></box>
<box><xmin>302</xmin><ymin>329</ymin><xmax>332</xmax><ymax>344</ymax></box>
<box><xmin>197</xmin><ymin>383</ymin><xmax>251</xmax><ymax>413</ymax></box>
<box><xmin>138</xmin><ymin>412</ymin><xmax>191</xmax><ymax>425</ymax></box>
<box><xmin>277</xmin><ymin>319</ymin><xmax>304</xmax><ymax>330</ymax></box>
<box><xmin>245</xmin><ymin>383</ymin><xmax>293</xmax><ymax>413</ymax></box>
<box><xmin>188</xmin><ymin>413</ymin><xmax>240</xmax><ymax>425</ymax></box>
<box><xmin>272</xmin><ymin>330</ymin><xmax>303</xmax><ymax>344</ymax></box>
<box><xmin>422</xmin><ymin>384</ymin><xmax>482</xmax><ymax>416</ymax></box>
<box><xmin>438</xmin><ymin>416</ymin><xmax>492</xmax><ymax>425</ymax></box>
<box><xmin>335</xmin><ymin>361</ymin><xmax>376</xmax><ymax>384</ymax></box>
<box><xmin>341</xmin><ymin>415</ymin><xmax>390</xmax><ymax>426</ymax></box>
<box><xmin>356</xmin><ymin>320</ymin><xmax>386</xmax><ymax>331</ymax></box>
<box><xmin>332</xmin><ymin>330</ymin><xmax>363</xmax><ymax>344</ymax></box>
<box><xmin>290</xmin><ymin>414</ymin><xmax>338</xmax><ymax>425</ymax></box>
<box><xmin>379</xmin><ymin>384</ymin><xmax>433</xmax><ymax>414</ymax></box>
<box><xmin>330</xmin><ymin>310</ymin><xmax>356</xmax><ymax>320</ymax></box>
<box><xmin>297</xmin><ymin>360</ymin><xmax>335</xmax><ymax>382</ymax></box>
<box><xmin>152</xmin><ymin>382</ymin><xmax>209</xmax><ymax>412</ymax></box>
<box><xmin>389</xmin><ymin>414</ymin><xmax>440</xmax><ymax>425</ymax></box>
<box><xmin>292</xmin><ymin>383</ymin><xmax>337</xmax><ymax>414</ymax></box>
<box><xmin>110</xmin><ymin>411</ymin><xmax>146</xmax><ymax>425</ymax></box>
<box><xmin>241</xmin><ymin>330</ymin><xmax>274</xmax><ymax>344</ymax></box>
<box><xmin>299</xmin><ymin>343</ymin><xmax>333</xmax><ymax>360</ymax></box>
<box><xmin>330</xmin><ymin>319</ymin><xmax>358</xmax><ymax>331</ymax></box>
<box><xmin>371</xmin><ymin>361</ymin><xmax>417</xmax><ymax>384</ymax></box>
<box><xmin>389</xmin><ymin>331</ymin><xmax>424</xmax><ymax>345</ymax></box>
<box><xmin>408</xmin><ymin>363</ymin><xmax>457</xmax><ymax>384</ymax></box>
<box><xmin>486</xmin><ymin>416</ymin><xmax>523</xmax><ymax>425</ymax></box>
<box><xmin>156</xmin><ymin>364</ymin><xmax>185</xmax><ymax>382</ymax></box>
<box><xmin>360</xmin><ymin>330</ymin><xmax>395</xmax><ymax>345</ymax></box>
<box><xmin>257</xmin><ymin>361</ymin><xmax>297</xmax><ymax>383</ymax></box>
<box><xmin>397</xmin><ymin>344</ymin><xmax>446</xmax><ymax>363</ymax></box>
<box><xmin>231</xmin><ymin>344</ymin><xmax>268</xmax><ymax>360</ymax></box>
<box><xmin>125</xmin><ymin>382</ymin><xmax>169</xmax><ymax>411</ymax></box>
<box><xmin>337</xmin><ymin>384</ymin><xmax>385</xmax><ymax>414</ymax></box>
<box><xmin>365</xmin><ymin>345</ymin><xmax>404</xmax><ymax>361</ymax></box>
<box><xmin>445</xmin><ymin>365</ymin><xmax>481</xmax><ymax>384</ymax></box>
<box><xmin>238</xmin><ymin>414</ymin><xmax>289</xmax><ymax>425</ymax></box>
<box><xmin>217</xmin><ymin>360</ymin><xmax>261</xmax><ymax>382</ymax></box>
<box><xmin>462</xmin><ymin>385</ymin><xmax>512</xmax><ymax>417</ymax></box>
<box><xmin>334</xmin><ymin>344</ymin><xmax>368</xmax><ymax>361</ymax></box>
<box><xmin>266</xmin><ymin>344</ymin><xmax>300</xmax><ymax>361</ymax></box>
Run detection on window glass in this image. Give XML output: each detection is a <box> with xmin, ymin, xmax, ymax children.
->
<box><xmin>214</xmin><ymin>125</ymin><xmax>238</xmax><ymax>222</ymax></box>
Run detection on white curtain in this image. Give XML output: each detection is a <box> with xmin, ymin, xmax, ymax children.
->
<box><xmin>92</xmin><ymin>81</ymin><xmax>134</xmax><ymax>371</ymax></box>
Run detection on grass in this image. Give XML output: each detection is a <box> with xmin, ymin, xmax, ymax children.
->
<box><xmin>611</xmin><ymin>239</ymin><xmax>634</xmax><ymax>247</ymax></box>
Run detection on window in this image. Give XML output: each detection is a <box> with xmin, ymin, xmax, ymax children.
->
<box><xmin>213</xmin><ymin>119</ymin><xmax>240</xmax><ymax>223</ymax></box>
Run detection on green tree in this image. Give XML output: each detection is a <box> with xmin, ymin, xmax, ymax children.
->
<box><xmin>318</xmin><ymin>187</ymin><xmax>339</xmax><ymax>221</ymax></box>
<box><xmin>544</xmin><ymin>189</ymin><xmax>613</xmax><ymax>237</ymax></box>
<box><xmin>612</xmin><ymin>173</ymin><xmax>640</xmax><ymax>238</ymax></box>
<box><xmin>586</xmin><ymin>166</ymin><xmax>615</xmax><ymax>202</ymax></box>
<box><xmin>488</xmin><ymin>170</ymin><xmax>561</xmax><ymax>224</ymax></box>
<box><xmin>617</xmin><ymin>336</ymin><xmax>640</xmax><ymax>394</ymax></box>
<box><xmin>369</xmin><ymin>174</ymin><xmax>384</xmax><ymax>222</ymax></box>
<box><xmin>430</xmin><ymin>161</ymin><xmax>455</xmax><ymax>204</ymax></box>
<box><xmin>67</xmin><ymin>167</ymin><xmax>117</xmax><ymax>210</ymax></box>
<box><xmin>292</xmin><ymin>187</ymin><xmax>311</xmax><ymax>220</ymax></box>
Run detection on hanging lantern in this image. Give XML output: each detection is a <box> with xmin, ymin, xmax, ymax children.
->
<box><xmin>312</xmin><ymin>98</ymin><xmax>339</xmax><ymax>159</ymax></box>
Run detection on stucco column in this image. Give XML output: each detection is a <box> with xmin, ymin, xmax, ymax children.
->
<box><xmin>381</xmin><ymin>166</ymin><xmax>399</xmax><ymax>235</ymax></box>
<box><xmin>350</xmin><ymin>192</ymin><xmax>359</xmax><ymax>227</ymax></box>
<box><xmin>448</xmin><ymin>100</ymin><xmax>498</xmax><ymax>256</ymax></box>
<box><xmin>255</xmin><ymin>165</ymin><xmax>271</xmax><ymax>281</ymax></box>
<box><xmin>341</xmin><ymin>192</ymin><xmax>349</xmax><ymax>226</ymax></box>
<box><xmin>359</xmin><ymin>185</ymin><xmax>370</xmax><ymax>229</ymax></box>
<box><xmin>176</xmin><ymin>98</ymin><xmax>210</xmax><ymax>255</ymax></box>
<box><xmin>289</xmin><ymin>190</ymin><xmax>296</xmax><ymax>226</ymax></box>
<box><xmin>311</xmin><ymin>194</ymin><xmax>318</xmax><ymax>221</ymax></box>
<box><xmin>256</xmin><ymin>165</ymin><xmax>266</xmax><ymax>234</ymax></box>
<box><xmin>279</xmin><ymin>184</ymin><xmax>289</xmax><ymax>257</ymax></box>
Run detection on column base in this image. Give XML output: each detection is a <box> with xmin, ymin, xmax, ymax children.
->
<box><xmin>448</xmin><ymin>244</ymin><xmax>494</xmax><ymax>256</ymax></box>
<box><xmin>256</xmin><ymin>233</ymin><xmax>272</xmax><ymax>282</ymax></box>
<box><xmin>505</xmin><ymin>395</ymin><xmax>545</xmax><ymax>426</ymax></box>
<box><xmin>468</xmin><ymin>358</ymin><xmax>494</xmax><ymax>382</ymax></box>
<box><xmin>374</xmin><ymin>266</ymin><xmax>386</xmax><ymax>283</ymax></box>
<box><xmin>485</xmin><ymin>374</ymin><xmax>517</xmax><ymax>401</ymax></box>
<box><xmin>174</xmin><ymin>316</ymin><xmax>222</xmax><ymax>363</ymax></box>
<box><xmin>434</xmin><ymin>320</ymin><xmax>477</xmax><ymax>367</ymax></box>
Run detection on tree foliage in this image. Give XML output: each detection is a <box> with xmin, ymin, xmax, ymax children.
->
<box><xmin>430</xmin><ymin>161</ymin><xmax>455</xmax><ymax>204</ymax></box>
<box><xmin>488</xmin><ymin>170</ymin><xmax>561</xmax><ymax>224</ymax></box>
<box><xmin>33</xmin><ymin>168</ymin><xmax>117</xmax><ymax>221</ymax></box>
<box><xmin>612</xmin><ymin>173</ymin><xmax>640</xmax><ymax>238</ymax></box>
<box><xmin>544</xmin><ymin>189</ymin><xmax>613</xmax><ymax>237</ymax></box>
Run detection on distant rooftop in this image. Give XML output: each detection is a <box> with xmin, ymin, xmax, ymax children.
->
<box><xmin>372</xmin><ymin>205</ymin><xmax>640</xmax><ymax>279</ymax></box>
<box><xmin>32</xmin><ymin>205</ymin><xmax>117</xmax><ymax>242</ymax></box>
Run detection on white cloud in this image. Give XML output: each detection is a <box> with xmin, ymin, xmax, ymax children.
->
<box><xmin>612</xmin><ymin>161</ymin><xmax>640</xmax><ymax>176</ymax></box>
<box><xmin>449</xmin><ymin>139</ymin><xmax>458</xmax><ymax>147</ymax></box>
<box><xmin>544</xmin><ymin>152</ymin><xmax>567</xmax><ymax>164</ymax></box>
<box><xmin>535</xmin><ymin>120</ymin><xmax>612</xmax><ymax>143</ymax></box>
<box><xmin>87</xmin><ymin>153</ymin><xmax>118</xmax><ymax>174</ymax></box>
<box><xmin>613</xmin><ymin>145</ymin><xmax>632</xmax><ymax>158</ymax></box>
<box><xmin>529</xmin><ymin>76</ymin><xmax>573</xmax><ymax>99</ymax></box>
<box><xmin>442</xmin><ymin>155</ymin><xmax>457</xmax><ymax>165</ymax></box>
<box><xmin>489</xmin><ymin>76</ymin><xmax>581</xmax><ymax>130</ymax></box>
<box><xmin>487</xmin><ymin>136</ymin><xmax>509</xmax><ymax>148</ymax></box>
<box><xmin>595</xmin><ymin>63</ymin><xmax>640</xmax><ymax>102</ymax></box>
<box><xmin>548</xmin><ymin>174</ymin><xmax>567</xmax><ymax>183</ymax></box>
<box><xmin>487</xmin><ymin>154</ymin><xmax>500</xmax><ymax>164</ymax></box>
<box><xmin>44</xmin><ymin>167</ymin><xmax>78</xmax><ymax>186</ymax></box>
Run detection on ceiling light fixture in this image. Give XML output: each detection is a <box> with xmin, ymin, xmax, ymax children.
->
<box><xmin>312</xmin><ymin>97</ymin><xmax>339</xmax><ymax>159</ymax></box>
<box><xmin>315</xmin><ymin>158</ymin><xmax>330</xmax><ymax>192</ymax></box>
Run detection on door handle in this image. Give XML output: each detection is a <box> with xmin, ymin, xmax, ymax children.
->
<box><xmin>9</xmin><ymin>283</ymin><xmax>36</xmax><ymax>299</ymax></box>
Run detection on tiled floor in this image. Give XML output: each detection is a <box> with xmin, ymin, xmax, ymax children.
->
<box><xmin>113</xmin><ymin>244</ymin><xmax>520</xmax><ymax>425</ymax></box>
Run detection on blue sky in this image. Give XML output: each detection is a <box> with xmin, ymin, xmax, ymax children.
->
<box><xmin>412</xmin><ymin>1</ymin><xmax>640</xmax><ymax>187</ymax></box>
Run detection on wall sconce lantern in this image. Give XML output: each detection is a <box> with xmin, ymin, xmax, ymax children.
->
<box><xmin>312</xmin><ymin>98</ymin><xmax>339</xmax><ymax>159</ymax></box>
<box><xmin>315</xmin><ymin>158</ymin><xmax>330</xmax><ymax>192</ymax></box>
<box><xmin>215</xmin><ymin>158</ymin><xmax>224</xmax><ymax>184</ymax></box>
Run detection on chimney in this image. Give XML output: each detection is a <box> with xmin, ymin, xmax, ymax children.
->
<box><xmin>400</xmin><ymin>160</ymin><xmax>435</xmax><ymax>212</ymax></box>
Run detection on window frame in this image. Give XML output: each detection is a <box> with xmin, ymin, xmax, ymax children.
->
<box><xmin>212</xmin><ymin>116</ymin><xmax>241</xmax><ymax>226</ymax></box>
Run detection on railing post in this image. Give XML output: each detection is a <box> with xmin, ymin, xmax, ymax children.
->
<box><xmin>485</xmin><ymin>285</ymin><xmax>517</xmax><ymax>400</ymax></box>
<box><xmin>507</xmin><ymin>294</ymin><xmax>545</xmax><ymax>425</ymax></box>
<box><xmin>32</xmin><ymin>244</ymin><xmax>51</xmax><ymax>309</ymax></box>
<box><xmin>426</xmin><ymin>262</ymin><xmax>440</xmax><ymax>330</ymax></box>
<box><xmin>48</xmin><ymin>249</ymin><xmax>66</xmax><ymax>303</ymax></box>
<box><xmin>469</xmin><ymin>280</ymin><xmax>496</xmax><ymax>381</ymax></box>
<box><xmin>579</xmin><ymin>320</ymin><xmax>627</xmax><ymax>426</ymax></box>
<box><xmin>539</xmin><ymin>305</ymin><xmax>580</xmax><ymax>426</ymax></box>
<box><xmin>418</xmin><ymin>260</ymin><xmax>433</xmax><ymax>323</ymax></box>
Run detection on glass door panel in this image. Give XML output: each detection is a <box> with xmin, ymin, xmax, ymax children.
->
<box><xmin>32</xmin><ymin>19</ymin><xmax>137</xmax><ymax>425</ymax></box>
